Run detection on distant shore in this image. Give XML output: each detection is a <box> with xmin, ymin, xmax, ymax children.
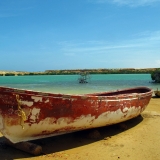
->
<box><xmin>0</xmin><ymin>68</ymin><xmax>158</xmax><ymax>76</ymax></box>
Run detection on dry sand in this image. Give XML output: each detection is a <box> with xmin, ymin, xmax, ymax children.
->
<box><xmin>0</xmin><ymin>98</ymin><xmax>160</xmax><ymax>160</ymax></box>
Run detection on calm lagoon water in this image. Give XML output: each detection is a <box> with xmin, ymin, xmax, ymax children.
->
<box><xmin>0</xmin><ymin>74</ymin><xmax>159</xmax><ymax>94</ymax></box>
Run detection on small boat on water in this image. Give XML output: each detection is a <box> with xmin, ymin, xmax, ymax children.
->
<box><xmin>0</xmin><ymin>86</ymin><xmax>152</xmax><ymax>143</ymax></box>
<box><xmin>154</xmin><ymin>88</ymin><xmax>160</xmax><ymax>97</ymax></box>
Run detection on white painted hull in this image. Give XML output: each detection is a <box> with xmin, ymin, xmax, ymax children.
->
<box><xmin>0</xmin><ymin>86</ymin><xmax>152</xmax><ymax>143</ymax></box>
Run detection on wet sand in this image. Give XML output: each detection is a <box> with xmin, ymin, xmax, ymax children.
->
<box><xmin>0</xmin><ymin>98</ymin><xmax>160</xmax><ymax>160</ymax></box>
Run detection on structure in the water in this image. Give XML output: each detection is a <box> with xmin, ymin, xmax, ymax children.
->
<box><xmin>78</xmin><ymin>71</ymin><xmax>90</xmax><ymax>83</ymax></box>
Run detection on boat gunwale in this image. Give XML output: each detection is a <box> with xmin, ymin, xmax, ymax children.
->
<box><xmin>0</xmin><ymin>86</ymin><xmax>153</xmax><ymax>100</ymax></box>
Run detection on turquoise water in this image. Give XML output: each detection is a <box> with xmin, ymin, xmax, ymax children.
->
<box><xmin>0</xmin><ymin>74</ymin><xmax>159</xmax><ymax>94</ymax></box>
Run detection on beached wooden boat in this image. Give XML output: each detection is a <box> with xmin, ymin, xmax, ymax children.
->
<box><xmin>154</xmin><ymin>88</ymin><xmax>160</xmax><ymax>97</ymax></box>
<box><xmin>0</xmin><ymin>86</ymin><xmax>152</xmax><ymax>143</ymax></box>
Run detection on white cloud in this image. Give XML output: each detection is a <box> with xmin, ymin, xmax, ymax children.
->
<box><xmin>58</xmin><ymin>30</ymin><xmax>160</xmax><ymax>66</ymax></box>
<box><xmin>64</xmin><ymin>53</ymin><xmax>76</xmax><ymax>56</ymax></box>
<box><xmin>56</xmin><ymin>30</ymin><xmax>160</xmax><ymax>69</ymax></box>
<box><xmin>62</xmin><ymin>30</ymin><xmax>159</xmax><ymax>51</ymax></box>
<box><xmin>0</xmin><ymin>13</ymin><xmax>17</xmax><ymax>18</ymax></box>
<box><xmin>92</xmin><ymin>0</ymin><xmax>160</xmax><ymax>7</ymax></box>
<box><xmin>156</xmin><ymin>60</ymin><xmax>160</xmax><ymax>66</ymax></box>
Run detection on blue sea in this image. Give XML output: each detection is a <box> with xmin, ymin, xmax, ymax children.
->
<box><xmin>0</xmin><ymin>74</ymin><xmax>159</xmax><ymax>94</ymax></box>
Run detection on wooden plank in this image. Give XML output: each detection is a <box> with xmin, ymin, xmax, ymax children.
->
<box><xmin>5</xmin><ymin>139</ymin><xmax>42</xmax><ymax>156</ymax></box>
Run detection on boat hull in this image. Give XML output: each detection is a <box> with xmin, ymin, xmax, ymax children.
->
<box><xmin>0</xmin><ymin>86</ymin><xmax>152</xmax><ymax>143</ymax></box>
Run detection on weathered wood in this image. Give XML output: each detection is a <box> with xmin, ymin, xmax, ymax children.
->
<box><xmin>5</xmin><ymin>139</ymin><xmax>42</xmax><ymax>156</ymax></box>
<box><xmin>0</xmin><ymin>86</ymin><xmax>152</xmax><ymax>143</ymax></box>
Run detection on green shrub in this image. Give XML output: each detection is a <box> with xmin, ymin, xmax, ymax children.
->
<box><xmin>151</xmin><ymin>68</ymin><xmax>160</xmax><ymax>83</ymax></box>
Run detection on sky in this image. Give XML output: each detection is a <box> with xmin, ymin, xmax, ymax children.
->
<box><xmin>0</xmin><ymin>0</ymin><xmax>160</xmax><ymax>71</ymax></box>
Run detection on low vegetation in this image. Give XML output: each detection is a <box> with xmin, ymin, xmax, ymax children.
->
<box><xmin>151</xmin><ymin>68</ymin><xmax>160</xmax><ymax>83</ymax></box>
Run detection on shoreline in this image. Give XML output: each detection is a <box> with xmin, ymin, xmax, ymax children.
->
<box><xmin>0</xmin><ymin>98</ymin><xmax>160</xmax><ymax>159</ymax></box>
<box><xmin>0</xmin><ymin>68</ymin><xmax>158</xmax><ymax>76</ymax></box>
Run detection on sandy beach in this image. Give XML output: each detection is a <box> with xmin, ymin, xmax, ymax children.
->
<box><xmin>0</xmin><ymin>98</ymin><xmax>160</xmax><ymax>160</ymax></box>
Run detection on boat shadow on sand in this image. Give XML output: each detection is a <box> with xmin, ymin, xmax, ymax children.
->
<box><xmin>0</xmin><ymin>115</ymin><xmax>143</xmax><ymax>159</ymax></box>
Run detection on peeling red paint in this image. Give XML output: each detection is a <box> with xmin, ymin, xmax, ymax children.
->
<box><xmin>0</xmin><ymin>86</ymin><xmax>153</xmax><ymax>143</ymax></box>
